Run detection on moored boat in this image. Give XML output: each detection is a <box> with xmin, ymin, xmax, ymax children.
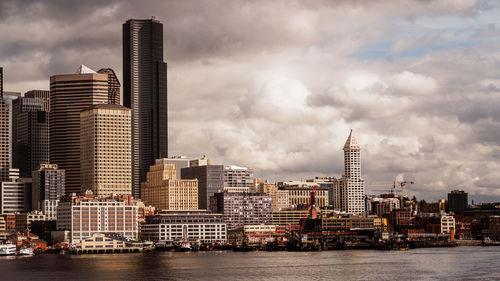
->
<box><xmin>0</xmin><ymin>243</ymin><xmax>17</xmax><ymax>256</ymax></box>
<box><xmin>18</xmin><ymin>246</ymin><xmax>34</xmax><ymax>256</ymax></box>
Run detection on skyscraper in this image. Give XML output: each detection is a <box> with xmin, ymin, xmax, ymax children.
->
<box><xmin>80</xmin><ymin>104</ymin><xmax>132</xmax><ymax>197</ymax></box>
<box><xmin>0</xmin><ymin>98</ymin><xmax>9</xmax><ymax>182</ymax></box>
<box><xmin>97</xmin><ymin>68</ymin><xmax>121</xmax><ymax>105</ymax></box>
<box><xmin>123</xmin><ymin>18</ymin><xmax>168</xmax><ymax>197</ymax></box>
<box><xmin>50</xmin><ymin>65</ymin><xmax>108</xmax><ymax>193</ymax></box>
<box><xmin>12</xmin><ymin>97</ymin><xmax>49</xmax><ymax>178</ymax></box>
<box><xmin>0</xmin><ymin>67</ymin><xmax>3</xmax><ymax>98</ymax></box>
<box><xmin>333</xmin><ymin>130</ymin><xmax>365</xmax><ymax>214</ymax></box>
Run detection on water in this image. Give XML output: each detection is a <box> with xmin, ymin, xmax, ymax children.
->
<box><xmin>0</xmin><ymin>247</ymin><xmax>499</xmax><ymax>280</ymax></box>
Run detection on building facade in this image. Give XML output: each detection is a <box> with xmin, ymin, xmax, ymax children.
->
<box><xmin>12</xmin><ymin>97</ymin><xmax>49</xmax><ymax>177</ymax></box>
<box><xmin>158</xmin><ymin>156</ymin><xmax>190</xmax><ymax>179</ymax></box>
<box><xmin>141</xmin><ymin>163</ymin><xmax>198</xmax><ymax>210</ymax></box>
<box><xmin>181</xmin><ymin>164</ymin><xmax>224</xmax><ymax>210</ymax></box>
<box><xmin>50</xmin><ymin>66</ymin><xmax>108</xmax><ymax>193</ymax></box>
<box><xmin>56</xmin><ymin>192</ymin><xmax>139</xmax><ymax>243</ymax></box>
<box><xmin>333</xmin><ymin>130</ymin><xmax>365</xmax><ymax>214</ymax></box>
<box><xmin>0</xmin><ymin>169</ymin><xmax>25</xmax><ymax>214</ymax></box>
<box><xmin>80</xmin><ymin>104</ymin><xmax>132</xmax><ymax>196</ymax></box>
<box><xmin>448</xmin><ymin>190</ymin><xmax>468</xmax><ymax>213</ymax></box>
<box><xmin>32</xmin><ymin>164</ymin><xmax>65</xmax><ymax>219</ymax></box>
<box><xmin>97</xmin><ymin>68</ymin><xmax>121</xmax><ymax>105</ymax></box>
<box><xmin>24</xmin><ymin>90</ymin><xmax>50</xmax><ymax>112</ymax></box>
<box><xmin>123</xmin><ymin>18</ymin><xmax>168</xmax><ymax>198</ymax></box>
<box><xmin>223</xmin><ymin>165</ymin><xmax>254</xmax><ymax>193</ymax></box>
<box><xmin>210</xmin><ymin>192</ymin><xmax>272</xmax><ymax>230</ymax></box>
<box><xmin>141</xmin><ymin>210</ymin><xmax>226</xmax><ymax>243</ymax></box>
<box><xmin>0</xmin><ymin>97</ymin><xmax>9</xmax><ymax>181</ymax></box>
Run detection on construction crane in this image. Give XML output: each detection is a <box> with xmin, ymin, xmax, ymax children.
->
<box><xmin>300</xmin><ymin>185</ymin><xmax>318</xmax><ymax>231</ymax></box>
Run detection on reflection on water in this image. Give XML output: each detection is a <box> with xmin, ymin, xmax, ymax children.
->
<box><xmin>0</xmin><ymin>247</ymin><xmax>499</xmax><ymax>280</ymax></box>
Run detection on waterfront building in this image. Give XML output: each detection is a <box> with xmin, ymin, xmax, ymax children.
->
<box><xmin>50</xmin><ymin>66</ymin><xmax>108</xmax><ymax>193</ymax></box>
<box><xmin>210</xmin><ymin>192</ymin><xmax>272</xmax><ymax>230</ymax></box>
<box><xmin>0</xmin><ymin>169</ymin><xmax>26</xmax><ymax>214</ymax></box>
<box><xmin>141</xmin><ymin>163</ymin><xmax>198</xmax><ymax>210</ymax></box>
<box><xmin>333</xmin><ymin>130</ymin><xmax>365</xmax><ymax>214</ymax></box>
<box><xmin>272</xmin><ymin>210</ymin><xmax>308</xmax><ymax>226</ymax></box>
<box><xmin>123</xmin><ymin>18</ymin><xmax>168</xmax><ymax>198</ymax></box>
<box><xmin>223</xmin><ymin>165</ymin><xmax>254</xmax><ymax>193</ymax></box>
<box><xmin>228</xmin><ymin>224</ymin><xmax>277</xmax><ymax>246</ymax></box>
<box><xmin>181</xmin><ymin>163</ymin><xmax>224</xmax><ymax>209</ymax></box>
<box><xmin>440</xmin><ymin>214</ymin><xmax>455</xmax><ymax>234</ymax></box>
<box><xmin>80</xmin><ymin>104</ymin><xmax>132</xmax><ymax>196</ymax></box>
<box><xmin>321</xmin><ymin>215</ymin><xmax>374</xmax><ymax>232</ymax></box>
<box><xmin>158</xmin><ymin>157</ymin><xmax>191</xmax><ymax>182</ymax></box>
<box><xmin>255</xmin><ymin>180</ymin><xmax>280</xmax><ymax>209</ymax></box>
<box><xmin>97</xmin><ymin>68</ymin><xmax>120</xmax><ymax>105</ymax></box>
<box><xmin>448</xmin><ymin>190</ymin><xmax>468</xmax><ymax>213</ymax></box>
<box><xmin>56</xmin><ymin>191</ymin><xmax>139</xmax><ymax>243</ymax></box>
<box><xmin>24</xmin><ymin>90</ymin><xmax>50</xmax><ymax>112</ymax></box>
<box><xmin>73</xmin><ymin>233</ymin><xmax>140</xmax><ymax>252</ymax></box>
<box><xmin>12</xmin><ymin>97</ymin><xmax>49</xmax><ymax>178</ymax></box>
<box><xmin>15</xmin><ymin>211</ymin><xmax>46</xmax><ymax>232</ymax></box>
<box><xmin>141</xmin><ymin>210</ymin><xmax>226</xmax><ymax>243</ymax></box>
<box><xmin>32</xmin><ymin>164</ymin><xmax>65</xmax><ymax>219</ymax></box>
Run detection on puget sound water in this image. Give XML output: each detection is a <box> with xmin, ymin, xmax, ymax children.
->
<box><xmin>0</xmin><ymin>247</ymin><xmax>499</xmax><ymax>280</ymax></box>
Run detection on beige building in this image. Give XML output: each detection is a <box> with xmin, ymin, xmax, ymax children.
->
<box><xmin>141</xmin><ymin>163</ymin><xmax>198</xmax><ymax>210</ymax></box>
<box><xmin>50</xmin><ymin>65</ymin><xmax>109</xmax><ymax>193</ymax></box>
<box><xmin>80</xmin><ymin>104</ymin><xmax>132</xmax><ymax>196</ymax></box>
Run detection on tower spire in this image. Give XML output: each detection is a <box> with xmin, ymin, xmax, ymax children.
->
<box><xmin>343</xmin><ymin>129</ymin><xmax>360</xmax><ymax>150</ymax></box>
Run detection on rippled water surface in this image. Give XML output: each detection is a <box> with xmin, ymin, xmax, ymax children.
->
<box><xmin>0</xmin><ymin>247</ymin><xmax>499</xmax><ymax>280</ymax></box>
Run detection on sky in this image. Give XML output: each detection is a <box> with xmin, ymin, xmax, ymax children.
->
<box><xmin>1</xmin><ymin>0</ymin><xmax>500</xmax><ymax>202</ymax></box>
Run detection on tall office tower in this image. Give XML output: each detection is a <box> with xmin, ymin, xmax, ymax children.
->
<box><xmin>333</xmin><ymin>130</ymin><xmax>365</xmax><ymax>214</ymax></box>
<box><xmin>12</xmin><ymin>97</ymin><xmax>49</xmax><ymax>177</ymax></box>
<box><xmin>50</xmin><ymin>65</ymin><xmax>108</xmax><ymax>194</ymax></box>
<box><xmin>0</xmin><ymin>169</ymin><xmax>25</xmax><ymax>214</ymax></box>
<box><xmin>0</xmin><ymin>98</ymin><xmax>9</xmax><ymax>181</ymax></box>
<box><xmin>223</xmin><ymin>165</ymin><xmax>254</xmax><ymax>193</ymax></box>
<box><xmin>181</xmin><ymin>164</ymin><xmax>224</xmax><ymax>209</ymax></box>
<box><xmin>0</xmin><ymin>67</ymin><xmax>3</xmax><ymax>98</ymax></box>
<box><xmin>97</xmin><ymin>68</ymin><xmax>121</xmax><ymax>105</ymax></box>
<box><xmin>141</xmin><ymin>163</ymin><xmax>198</xmax><ymax>210</ymax></box>
<box><xmin>80</xmin><ymin>104</ymin><xmax>132</xmax><ymax>197</ymax></box>
<box><xmin>123</xmin><ymin>18</ymin><xmax>168</xmax><ymax>197</ymax></box>
<box><xmin>32</xmin><ymin>164</ymin><xmax>65</xmax><ymax>219</ymax></box>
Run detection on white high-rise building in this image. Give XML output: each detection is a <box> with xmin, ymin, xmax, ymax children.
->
<box><xmin>333</xmin><ymin>130</ymin><xmax>365</xmax><ymax>214</ymax></box>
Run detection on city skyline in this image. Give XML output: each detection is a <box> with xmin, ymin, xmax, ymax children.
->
<box><xmin>1</xmin><ymin>1</ymin><xmax>500</xmax><ymax>202</ymax></box>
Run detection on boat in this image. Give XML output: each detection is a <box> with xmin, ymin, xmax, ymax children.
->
<box><xmin>0</xmin><ymin>243</ymin><xmax>17</xmax><ymax>256</ymax></box>
<box><xmin>179</xmin><ymin>241</ymin><xmax>192</xmax><ymax>252</ymax></box>
<box><xmin>18</xmin><ymin>246</ymin><xmax>34</xmax><ymax>256</ymax></box>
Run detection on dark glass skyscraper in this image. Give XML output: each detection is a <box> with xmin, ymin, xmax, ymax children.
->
<box><xmin>12</xmin><ymin>97</ymin><xmax>49</xmax><ymax>178</ymax></box>
<box><xmin>123</xmin><ymin>18</ymin><xmax>168</xmax><ymax>197</ymax></box>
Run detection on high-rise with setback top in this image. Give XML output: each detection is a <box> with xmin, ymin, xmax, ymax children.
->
<box><xmin>50</xmin><ymin>65</ymin><xmax>108</xmax><ymax>194</ymax></box>
<box><xmin>123</xmin><ymin>18</ymin><xmax>168</xmax><ymax>198</ymax></box>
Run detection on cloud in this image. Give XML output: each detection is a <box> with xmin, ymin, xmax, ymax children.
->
<box><xmin>2</xmin><ymin>0</ymin><xmax>500</xmax><ymax>202</ymax></box>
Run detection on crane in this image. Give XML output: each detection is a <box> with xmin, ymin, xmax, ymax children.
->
<box><xmin>300</xmin><ymin>185</ymin><xmax>318</xmax><ymax>231</ymax></box>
